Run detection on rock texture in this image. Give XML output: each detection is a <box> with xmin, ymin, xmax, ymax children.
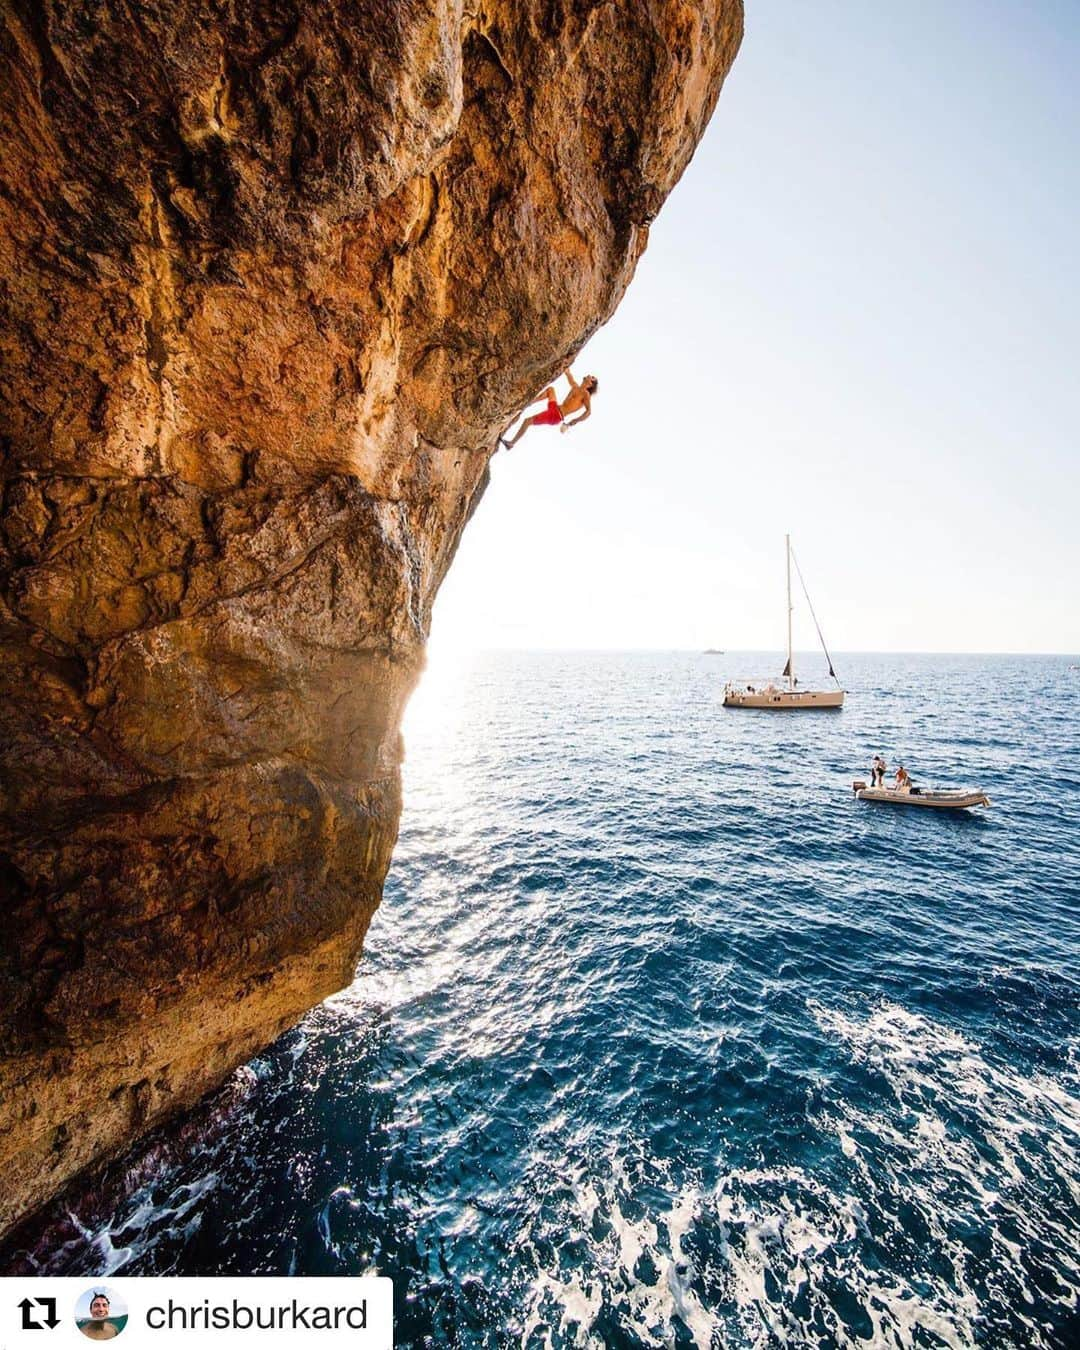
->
<box><xmin>0</xmin><ymin>0</ymin><xmax>742</xmax><ymax>1238</ymax></box>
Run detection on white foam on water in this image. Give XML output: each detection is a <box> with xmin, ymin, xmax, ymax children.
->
<box><xmin>662</xmin><ymin>1189</ymin><xmax>720</xmax><ymax>1349</ymax></box>
<box><xmin>514</xmin><ymin>1156</ymin><xmax>720</xmax><ymax>1349</ymax></box>
<box><xmin>520</xmin><ymin>1269</ymin><xmax>600</xmax><ymax>1349</ymax></box>
<box><xmin>805</xmin><ymin>998</ymin><xmax>1080</xmax><ymax>1344</ymax></box>
<box><xmin>707</xmin><ymin>1166</ymin><xmax>881</xmax><ymax>1348</ymax></box>
<box><xmin>77</xmin><ymin>1169</ymin><xmax>222</xmax><ymax>1276</ymax></box>
<box><xmin>516</xmin><ymin>1001</ymin><xmax>1080</xmax><ymax>1348</ymax></box>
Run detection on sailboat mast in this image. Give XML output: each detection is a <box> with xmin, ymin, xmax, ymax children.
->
<box><xmin>786</xmin><ymin>533</ymin><xmax>793</xmax><ymax>690</ymax></box>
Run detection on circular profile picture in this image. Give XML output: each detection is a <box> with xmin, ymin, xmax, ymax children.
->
<box><xmin>75</xmin><ymin>1287</ymin><xmax>128</xmax><ymax>1340</ymax></box>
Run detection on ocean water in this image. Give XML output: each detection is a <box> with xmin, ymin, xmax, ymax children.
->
<box><xmin>5</xmin><ymin>652</ymin><xmax>1080</xmax><ymax>1349</ymax></box>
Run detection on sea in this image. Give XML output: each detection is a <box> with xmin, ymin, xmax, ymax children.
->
<box><xmin>4</xmin><ymin>652</ymin><xmax>1079</xmax><ymax>1349</ymax></box>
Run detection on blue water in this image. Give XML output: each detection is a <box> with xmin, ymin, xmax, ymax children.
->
<box><xmin>8</xmin><ymin>653</ymin><xmax>1080</xmax><ymax>1348</ymax></box>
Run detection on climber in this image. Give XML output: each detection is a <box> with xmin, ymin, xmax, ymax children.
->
<box><xmin>499</xmin><ymin>368</ymin><xmax>598</xmax><ymax>449</ymax></box>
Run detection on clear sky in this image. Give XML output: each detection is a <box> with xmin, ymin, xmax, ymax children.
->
<box><xmin>432</xmin><ymin>1</ymin><xmax>1079</xmax><ymax>655</ymax></box>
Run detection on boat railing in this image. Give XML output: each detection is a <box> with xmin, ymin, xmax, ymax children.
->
<box><xmin>724</xmin><ymin>679</ymin><xmax>789</xmax><ymax>691</ymax></box>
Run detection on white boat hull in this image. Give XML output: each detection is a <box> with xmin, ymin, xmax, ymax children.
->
<box><xmin>854</xmin><ymin>785</ymin><xmax>990</xmax><ymax>810</ymax></box>
<box><xmin>724</xmin><ymin>688</ymin><xmax>844</xmax><ymax>709</ymax></box>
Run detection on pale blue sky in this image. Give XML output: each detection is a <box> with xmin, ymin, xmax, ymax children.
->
<box><xmin>434</xmin><ymin>1</ymin><xmax>1079</xmax><ymax>654</ymax></box>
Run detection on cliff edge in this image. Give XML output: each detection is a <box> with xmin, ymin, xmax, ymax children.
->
<box><xmin>0</xmin><ymin>0</ymin><xmax>742</xmax><ymax>1238</ymax></box>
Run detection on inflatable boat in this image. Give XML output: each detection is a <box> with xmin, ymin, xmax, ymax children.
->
<box><xmin>852</xmin><ymin>781</ymin><xmax>991</xmax><ymax>810</ymax></box>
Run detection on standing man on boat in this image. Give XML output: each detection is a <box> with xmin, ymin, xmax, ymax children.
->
<box><xmin>871</xmin><ymin>755</ymin><xmax>886</xmax><ymax>787</ymax></box>
<box><xmin>500</xmin><ymin>368</ymin><xmax>598</xmax><ymax>449</ymax></box>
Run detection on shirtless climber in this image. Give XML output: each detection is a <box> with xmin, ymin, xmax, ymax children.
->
<box><xmin>500</xmin><ymin>368</ymin><xmax>598</xmax><ymax>449</ymax></box>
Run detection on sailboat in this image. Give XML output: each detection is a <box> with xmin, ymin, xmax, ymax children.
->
<box><xmin>723</xmin><ymin>535</ymin><xmax>845</xmax><ymax>709</ymax></box>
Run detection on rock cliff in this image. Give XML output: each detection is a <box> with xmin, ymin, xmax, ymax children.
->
<box><xmin>0</xmin><ymin>0</ymin><xmax>742</xmax><ymax>1238</ymax></box>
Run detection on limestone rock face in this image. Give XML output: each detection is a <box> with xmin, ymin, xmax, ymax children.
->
<box><xmin>0</xmin><ymin>0</ymin><xmax>742</xmax><ymax>1237</ymax></box>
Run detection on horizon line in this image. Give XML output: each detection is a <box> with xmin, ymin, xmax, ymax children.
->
<box><xmin>427</xmin><ymin>645</ymin><xmax>1080</xmax><ymax>658</ymax></box>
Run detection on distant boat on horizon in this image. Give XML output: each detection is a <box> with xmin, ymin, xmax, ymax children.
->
<box><xmin>703</xmin><ymin>648</ymin><xmax>725</xmax><ymax>655</ymax></box>
<box><xmin>723</xmin><ymin>535</ymin><xmax>845</xmax><ymax>710</ymax></box>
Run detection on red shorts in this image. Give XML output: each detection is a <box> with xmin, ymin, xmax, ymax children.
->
<box><xmin>533</xmin><ymin>399</ymin><xmax>563</xmax><ymax>426</ymax></box>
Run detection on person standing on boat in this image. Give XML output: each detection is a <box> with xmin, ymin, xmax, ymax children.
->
<box><xmin>895</xmin><ymin>764</ymin><xmax>911</xmax><ymax>792</ymax></box>
<box><xmin>871</xmin><ymin>755</ymin><xmax>886</xmax><ymax>787</ymax></box>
